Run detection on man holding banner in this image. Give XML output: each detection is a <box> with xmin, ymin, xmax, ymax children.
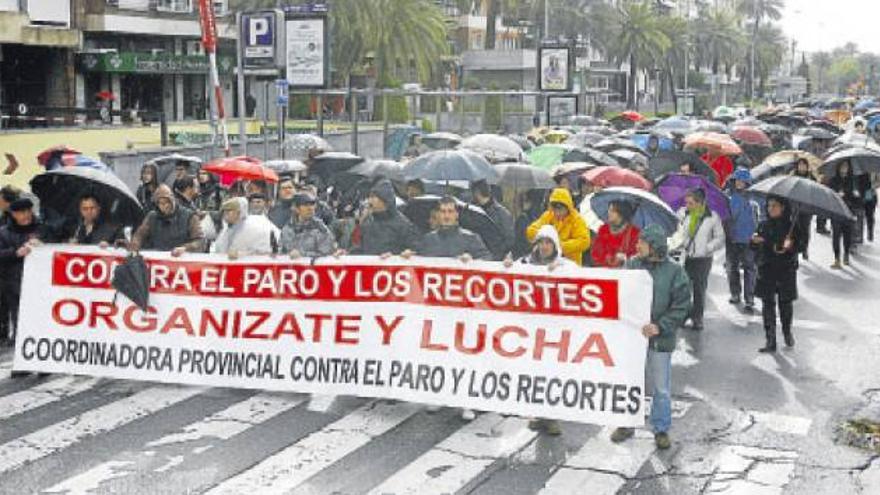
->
<box><xmin>612</xmin><ymin>225</ymin><xmax>692</xmax><ymax>450</ymax></box>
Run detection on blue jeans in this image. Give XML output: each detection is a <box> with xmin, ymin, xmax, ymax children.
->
<box><xmin>647</xmin><ymin>349</ymin><xmax>672</xmax><ymax>434</ymax></box>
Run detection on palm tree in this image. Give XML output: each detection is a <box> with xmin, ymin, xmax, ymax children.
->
<box><xmin>455</xmin><ymin>0</ymin><xmax>526</xmax><ymax>50</ymax></box>
<box><xmin>753</xmin><ymin>24</ymin><xmax>786</xmax><ymax>96</ymax></box>
<box><xmin>693</xmin><ymin>7</ymin><xmax>744</xmax><ymax>77</ymax></box>
<box><xmin>736</xmin><ymin>0</ymin><xmax>784</xmax><ymax>100</ymax></box>
<box><xmin>606</xmin><ymin>1</ymin><xmax>670</xmax><ymax>109</ymax></box>
<box><xmin>657</xmin><ymin>15</ymin><xmax>689</xmax><ymax>111</ymax></box>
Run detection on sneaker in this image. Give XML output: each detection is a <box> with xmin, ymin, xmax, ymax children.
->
<box><xmin>728</xmin><ymin>297</ymin><xmax>741</xmax><ymax>305</ymax></box>
<box><xmin>743</xmin><ymin>304</ymin><xmax>755</xmax><ymax>314</ymax></box>
<box><xmin>461</xmin><ymin>409</ymin><xmax>476</xmax><ymax>421</ymax></box>
<box><xmin>831</xmin><ymin>261</ymin><xmax>842</xmax><ymax>270</ymax></box>
<box><xmin>655</xmin><ymin>432</ymin><xmax>671</xmax><ymax>450</ymax></box>
<box><xmin>758</xmin><ymin>345</ymin><xmax>777</xmax><ymax>353</ymax></box>
<box><xmin>610</xmin><ymin>427</ymin><xmax>635</xmax><ymax>443</ymax></box>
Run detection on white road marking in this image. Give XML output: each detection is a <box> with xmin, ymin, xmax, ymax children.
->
<box><xmin>706</xmin><ymin>445</ymin><xmax>798</xmax><ymax>495</ymax></box>
<box><xmin>0</xmin><ymin>385</ymin><xmax>202</xmax><ymax>475</ymax></box>
<box><xmin>208</xmin><ymin>400</ymin><xmax>420</xmax><ymax>495</ymax></box>
<box><xmin>367</xmin><ymin>413</ymin><xmax>538</xmax><ymax>495</ymax></box>
<box><xmin>539</xmin><ymin>427</ymin><xmax>656</xmax><ymax>495</ymax></box>
<box><xmin>672</xmin><ymin>338</ymin><xmax>699</xmax><ymax>367</ymax></box>
<box><xmin>708</xmin><ymin>293</ymin><xmax>827</xmax><ymax>330</ymax></box>
<box><xmin>42</xmin><ymin>460</ymin><xmax>134</xmax><ymax>495</ymax></box>
<box><xmin>0</xmin><ymin>375</ymin><xmax>99</xmax><ymax>421</ymax></box>
<box><xmin>145</xmin><ymin>393</ymin><xmax>305</xmax><ymax>449</ymax></box>
<box><xmin>43</xmin><ymin>393</ymin><xmax>306</xmax><ymax>494</ymax></box>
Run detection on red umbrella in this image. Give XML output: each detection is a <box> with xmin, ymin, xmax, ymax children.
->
<box><xmin>96</xmin><ymin>91</ymin><xmax>116</xmax><ymax>101</ymax></box>
<box><xmin>731</xmin><ymin>126</ymin><xmax>772</xmax><ymax>147</ymax></box>
<box><xmin>203</xmin><ymin>156</ymin><xmax>279</xmax><ymax>186</ymax></box>
<box><xmin>620</xmin><ymin>111</ymin><xmax>645</xmax><ymax>122</ymax></box>
<box><xmin>582</xmin><ymin>166</ymin><xmax>652</xmax><ymax>191</ymax></box>
<box><xmin>37</xmin><ymin>145</ymin><xmax>81</xmax><ymax>166</ymax></box>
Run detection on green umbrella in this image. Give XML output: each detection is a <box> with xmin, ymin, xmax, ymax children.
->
<box><xmin>526</xmin><ymin>144</ymin><xmax>574</xmax><ymax>170</ymax></box>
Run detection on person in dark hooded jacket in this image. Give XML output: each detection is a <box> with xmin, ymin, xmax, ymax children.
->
<box><xmin>136</xmin><ymin>163</ymin><xmax>159</xmax><ymax>212</ymax></box>
<box><xmin>611</xmin><ymin>224</ymin><xmax>691</xmax><ymax>451</ymax></box>
<box><xmin>129</xmin><ymin>184</ymin><xmax>204</xmax><ymax>255</ymax></box>
<box><xmin>0</xmin><ymin>198</ymin><xmax>49</xmax><ymax>343</ymax></box>
<box><xmin>268</xmin><ymin>176</ymin><xmax>297</xmax><ymax>229</ymax></box>
<box><xmin>418</xmin><ymin>196</ymin><xmax>491</xmax><ymax>261</ymax></box>
<box><xmin>471</xmin><ymin>180</ymin><xmax>514</xmax><ymax>259</ymax></box>
<box><xmin>752</xmin><ymin>196</ymin><xmax>803</xmax><ymax>353</ymax></box>
<box><xmin>69</xmin><ymin>194</ymin><xmax>124</xmax><ymax>246</ymax></box>
<box><xmin>196</xmin><ymin>169</ymin><xmax>224</xmax><ymax>212</ymax></box>
<box><xmin>351</xmin><ymin>179</ymin><xmax>419</xmax><ymax>256</ymax></box>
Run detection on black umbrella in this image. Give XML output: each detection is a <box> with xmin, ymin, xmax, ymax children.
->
<box><xmin>30</xmin><ymin>167</ymin><xmax>143</xmax><ymax>227</ymax></box>
<box><xmin>819</xmin><ymin>147</ymin><xmax>880</xmax><ymax>176</ymax></box>
<box><xmin>112</xmin><ymin>254</ymin><xmax>150</xmax><ymax>311</ymax></box>
<box><xmin>309</xmin><ymin>152</ymin><xmax>365</xmax><ymax>181</ymax></box>
<box><xmin>346</xmin><ymin>159</ymin><xmax>404</xmax><ymax>182</ymax></box>
<box><xmin>797</xmin><ymin>127</ymin><xmax>837</xmax><ymax>140</ymax></box>
<box><xmin>648</xmin><ymin>151</ymin><xmax>718</xmax><ymax>183</ymax></box>
<box><xmin>749</xmin><ymin>176</ymin><xmax>854</xmax><ymax>222</ymax></box>
<box><xmin>562</xmin><ymin>147</ymin><xmax>619</xmax><ymax>167</ymax></box>
<box><xmin>493</xmin><ymin>163</ymin><xmax>555</xmax><ymax>190</ymax></box>
<box><xmin>593</xmin><ymin>138</ymin><xmax>648</xmax><ymax>156</ymax></box>
<box><xmin>401</xmin><ymin>195</ymin><xmax>506</xmax><ymax>256</ymax></box>
<box><xmin>144</xmin><ymin>153</ymin><xmax>204</xmax><ymax>186</ymax></box>
<box><xmin>422</xmin><ymin>132</ymin><xmax>463</xmax><ymax>150</ymax></box>
<box><xmin>404</xmin><ymin>149</ymin><xmax>499</xmax><ymax>184</ymax></box>
<box><xmin>565</xmin><ymin>132</ymin><xmax>606</xmax><ymax>148</ymax></box>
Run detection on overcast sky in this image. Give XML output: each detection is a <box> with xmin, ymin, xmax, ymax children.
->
<box><xmin>780</xmin><ymin>1</ymin><xmax>880</xmax><ymax>54</ymax></box>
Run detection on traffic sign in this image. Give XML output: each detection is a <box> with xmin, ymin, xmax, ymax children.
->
<box><xmin>240</xmin><ymin>10</ymin><xmax>286</xmax><ymax>71</ymax></box>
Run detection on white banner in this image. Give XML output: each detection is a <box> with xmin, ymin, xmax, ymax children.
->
<box><xmin>14</xmin><ymin>246</ymin><xmax>652</xmax><ymax>427</ymax></box>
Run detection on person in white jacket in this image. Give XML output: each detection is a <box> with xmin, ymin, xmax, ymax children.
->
<box><xmin>211</xmin><ymin>197</ymin><xmax>280</xmax><ymax>258</ymax></box>
<box><xmin>668</xmin><ymin>188</ymin><xmax>725</xmax><ymax>331</ymax></box>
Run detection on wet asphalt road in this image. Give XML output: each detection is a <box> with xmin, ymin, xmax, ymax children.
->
<box><xmin>0</xmin><ymin>230</ymin><xmax>878</xmax><ymax>495</ymax></box>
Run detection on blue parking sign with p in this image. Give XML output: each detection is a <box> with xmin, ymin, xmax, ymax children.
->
<box><xmin>242</xmin><ymin>12</ymin><xmax>276</xmax><ymax>61</ymax></box>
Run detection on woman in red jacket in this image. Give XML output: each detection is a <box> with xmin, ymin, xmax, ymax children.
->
<box><xmin>591</xmin><ymin>200</ymin><xmax>640</xmax><ymax>268</ymax></box>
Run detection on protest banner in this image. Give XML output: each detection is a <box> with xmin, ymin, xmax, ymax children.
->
<box><xmin>14</xmin><ymin>246</ymin><xmax>653</xmax><ymax>427</ymax></box>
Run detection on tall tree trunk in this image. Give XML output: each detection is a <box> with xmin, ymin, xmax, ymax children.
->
<box><xmin>485</xmin><ymin>0</ymin><xmax>499</xmax><ymax>50</ymax></box>
<box><xmin>630</xmin><ymin>53</ymin><xmax>638</xmax><ymax>110</ymax></box>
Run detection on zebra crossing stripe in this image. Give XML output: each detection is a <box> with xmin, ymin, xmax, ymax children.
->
<box><xmin>366</xmin><ymin>413</ymin><xmax>539</xmax><ymax>495</ymax></box>
<box><xmin>206</xmin><ymin>400</ymin><xmax>421</xmax><ymax>495</ymax></box>
<box><xmin>42</xmin><ymin>393</ymin><xmax>307</xmax><ymax>495</ymax></box>
<box><xmin>0</xmin><ymin>375</ymin><xmax>100</xmax><ymax>422</ymax></box>
<box><xmin>538</xmin><ymin>427</ymin><xmax>657</xmax><ymax>495</ymax></box>
<box><xmin>0</xmin><ymin>385</ymin><xmax>203</xmax><ymax>475</ymax></box>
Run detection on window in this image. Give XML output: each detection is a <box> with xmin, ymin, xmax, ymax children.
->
<box><xmin>156</xmin><ymin>0</ymin><xmax>192</xmax><ymax>13</ymax></box>
<box><xmin>213</xmin><ymin>0</ymin><xmax>227</xmax><ymax>16</ymax></box>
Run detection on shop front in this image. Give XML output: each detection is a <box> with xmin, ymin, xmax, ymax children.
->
<box><xmin>78</xmin><ymin>51</ymin><xmax>234</xmax><ymax>122</ymax></box>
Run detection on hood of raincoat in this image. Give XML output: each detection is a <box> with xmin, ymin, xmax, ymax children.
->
<box><xmin>531</xmin><ymin>224</ymin><xmax>564</xmax><ymax>262</ymax></box>
<box><xmin>153</xmin><ymin>184</ymin><xmax>176</xmax><ymax>207</ymax></box>
<box><xmin>370</xmin><ymin>179</ymin><xmax>397</xmax><ymax>212</ymax></box>
<box><xmin>640</xmin><ymin>224</ymin><xmax>668</xmax><ymax>258</ymax></box>
<box><xmin>221</xmin><ymin>197</ymin><xmax>249</xmax><ymax>224</ymax></box>
<box><xmin>546</xmin><ymin>187</ymin><xmax>576</xmax><ymax>215</ymax></box>
<box><xmin>732</xmin><ymin>167</ymin><xmax>752</xmax><ymax>184</ymax></box>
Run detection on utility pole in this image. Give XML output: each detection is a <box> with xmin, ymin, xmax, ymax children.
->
<box><xmin>750</xmin><ymin>0</ymin><xmax>756</xmax><ymax>103</ymax></box>
<box><xmin>683</xmin><ymin>0</ymin><xmax>690</xmax><ymax>115</ymax></box>
<box><xmin>544</xmin><ymin>0</ymin><xmax>550</xmax><ymax>40</ymax></box>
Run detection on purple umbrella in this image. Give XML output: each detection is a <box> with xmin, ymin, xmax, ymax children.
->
<box><xmin>656</xmin><ymin>173</ymin><xmax>731</xmax><ymax>220</ymax></box>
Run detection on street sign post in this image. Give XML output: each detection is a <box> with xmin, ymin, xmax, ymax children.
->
<box><xmin>237</xmin><ymin>10</ymin><xmax>286</xmax><ymax>156</ymax></box>
<box><xmin>276</xmin><ymin>79</ymin><xmax>289</xmax><ymax>158</ymax></box>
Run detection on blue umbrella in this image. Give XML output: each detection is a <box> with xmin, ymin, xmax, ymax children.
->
<box><xmin>653</xmin><ymin>116</ymin><xmax>692</xmax><ymax>133</ymax></box>
<box><xmin>854</xmin><ymin>99</ymin><xmax>877</xmax><ymax>112</ymax></box>
<box><xmin>867</xmin><ymin>115</ymin><xmax>880</xmax><ymax>133</ymax></box>
<box><xmin>590</xmin><ymin>187</ymin><xmax>679</xmax><ymax>236</ymax></box>
<box><xmin>630</xmin><ymin>133</ymin><xmax>675</xmax><ymax>152</ymax></box>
